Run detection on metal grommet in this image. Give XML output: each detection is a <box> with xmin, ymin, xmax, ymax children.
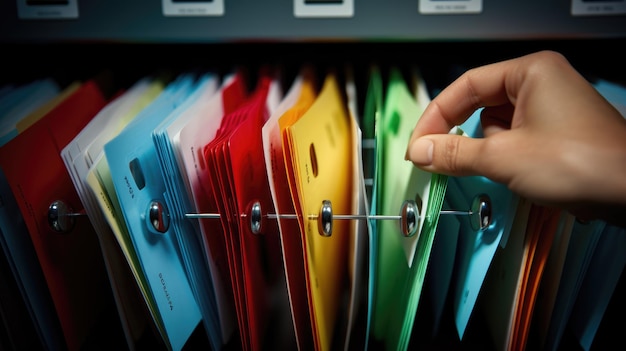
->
<box><xmin>249</xmin><ymin>201</ymin><xmax>263</xmax><ymax>235</ymax></box>
<box><xmin>148</xmin><ymin>200</ymin><xmax>170</xmax><ymax>234</ymax></box>
<box><xmin>48</xmin><ymin>200</ymin><xmax>75</xmax><ymax>233</ymax></box>
<box><xmin>318</xmin><ymin>200</ymin><xmax>333</xmax><ymax>237</ymax></box>
<box><xmin>400</xmin><ymin>200</ymin><xmax>419</xmax><ymax>237</ymax></box>
<box><xmin>470</xmin><ymin>194</ymin><xmax>492</xmax><ymax>231</ymax></box>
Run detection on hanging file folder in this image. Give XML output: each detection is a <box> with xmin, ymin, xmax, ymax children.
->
<box><xmin>176</xmin><ymin>72</ymin><xmax>249</xmax><ymax>348</ymax></box>
<box><xmin>0</xmin><ymin>76</ymin><xmax>121</xmax><ymax>351</ymax></box>
<box><xmin>152</xmin><ymin>73</ymin><xmax>224</xmax><ymax>350</ymax></box>
<box><xmin>451</xmin><ymin>108</ymin><xmax>519</xmax><ymax>340</ymax></box>
<box><xmin>103</xmin><ymin>73</ymin><xmax>203</xmax><ymax>351</ymax></box>
<box><xmin>370</xmin><ymin>67</ymin><xmax>448</xmax><ymax>351</ymax></box>
<box><xmin>202</xmin><ymin>71</ymin><xmax>293</xmax><ymax>350</ymax></box>
<box><xmin>263</xmin><ymin>66</ymin><xmax>318</xmax><ymax>351</ymax></box>
<box><xmin>83</xmin><ymin>76</ymin><xmax>170</xmax><ymax>349</ymax></box>
<box><xmin>0</xmin><ymin>79</ymin><xmax>74</xmax><ymax>351</ymax></box>
<box><xmin>62</xmin><ymin>75</ymin><xmax>170</xmax><ymax>349</ymax></box>
<box><xmin>281</xmin><ymin>71</ymin><xmax>358</xmax><ymax>351</ymax></box>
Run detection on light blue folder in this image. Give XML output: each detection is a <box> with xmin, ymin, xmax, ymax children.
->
<box><xmin>451</xmin><ymin>109</ymin><xmax>519</xmax><ymax>339</ymax></box>
<box><xmin>152</xmin><ymin>73</ymin><xmax>223</xmax><ymax>350</ymax></box>
<box><xmin>104</xmin><ymin>73</ymin><xmax>202</xmax><ymax>351</ymax></box>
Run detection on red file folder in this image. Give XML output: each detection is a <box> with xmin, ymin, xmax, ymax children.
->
<box><xmin>204</xmin><ymin>73</ymin><xmax>289</xmax><ymax>350</ymax></box>
<box><xmin>0</xmin><ymin>77</ymin><xmax>117</xmax><ymax>351</ymax></box>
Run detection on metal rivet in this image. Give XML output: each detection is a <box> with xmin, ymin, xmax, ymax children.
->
<box><xmin>249</xmin><ymin>201</ymin><xmax>262</xmax><ymax>235</ymax></box>
<box><xmin>400</xmin><ymin>200</ymin><xmax>419</xmax><ymax>237</ymax></box>
<box><xmin>48</xmin><ymin>200</ymin><xmax>75</xmax><ymax>233</ymax></box>
<box><xmin>319</xmin><ymin>200</ymin><xmax>333</xmax><ymax>237</ymax></box>
<box><xmin>470</xmin><ymin>194</ymin><xmax>492</xmax><ymax>231</ymax></box>
<box><xmin>148</xmin><ymin>200</ymin><xmax>170</xmax><ymax>234</ymax></box>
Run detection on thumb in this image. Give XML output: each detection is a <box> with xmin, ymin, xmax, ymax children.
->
<box><xmin>406</xmin><ymin>134</ymin><xmax>487</xmax><ymax>177</ymax></box>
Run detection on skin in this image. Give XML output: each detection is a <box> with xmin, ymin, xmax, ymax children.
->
<box><xmin>405</xmin><ymin>50</ymin><xmax>626</xmax><ymax>227</ymax></box>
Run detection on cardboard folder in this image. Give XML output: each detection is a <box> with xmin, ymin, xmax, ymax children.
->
<box><xmin>0</xmin><ymin>76</ymin><xmax>121</xmax><ymax>351</ymax></box>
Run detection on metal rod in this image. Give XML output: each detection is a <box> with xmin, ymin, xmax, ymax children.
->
<box><xmin>49</xmin><ymin>194</ymin><xmax>491</xmax><ymax>237</ymax></box>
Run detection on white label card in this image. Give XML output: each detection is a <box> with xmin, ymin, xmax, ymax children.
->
<box><xmin>294</xmin><ymin>0</ymin><xmax>354</xmax><ymax>18</ymax></box>
<box><xmin>571</xmin><ymin>0</ymin><xmax>626</xmax><ymax>16</ymax></box>
<box><xmin>419</xmin><ymin>0</ymin><xmax>482</xmax><ymax>14</ymax></box>
<box><xmin>17</xmin><ymin>0</ymin><xmax>78</xmax><ymax>19</ymax></box>
<box><xmin>162</xmin><ymin>0</ymin><xmax>224</xmax><ymax>17</ymax></box>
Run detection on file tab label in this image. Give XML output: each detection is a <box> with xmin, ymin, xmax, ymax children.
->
<box><xmin>419</xmin><ymin>0</ymin><xmax>482</xmax><ymax>14</ymax></box>
<box><xmin>162</xmin><ymin>0</ymin><xmax>224</xmax><ymax>16</ymax></box>
<box><xmin>17</xmin><ymin>0</ymin><xmax>78</xmax><ymax>19</ymax></box>
<box><xmin>571</xmin><ymin>0</ymin><xmax>626</xmax><ymax>16</ymax></box>
<box><xmin>294</xmin><ymin>0</ymin><xmax>354</xmax><ymax>17</ymax></box>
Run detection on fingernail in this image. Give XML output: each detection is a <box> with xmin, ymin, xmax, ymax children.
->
<box><xmin>408</xmin><ymin>138</ymin><xmax>433</xmax><ymax>165</ymax></box>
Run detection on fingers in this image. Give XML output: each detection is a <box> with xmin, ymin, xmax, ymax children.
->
<box><xmin>408</xmin><ymin>57</ymin><xmax>519</xmax><ymax>142</ymax></box>
<box><xmin>406</xmin><ymin>133</ymin><xmax>490</xmax><ymax>177</ymax></box>
<box><xmin>406</xmin><ymin>51</ymin><xmax>565</xmax><ymax>162</ymax></box>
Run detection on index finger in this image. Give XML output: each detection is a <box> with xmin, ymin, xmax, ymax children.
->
<box><xmin>409</xmin><ymin>54</ymin><xmax>527</xmax><ymax>144</ymax></box>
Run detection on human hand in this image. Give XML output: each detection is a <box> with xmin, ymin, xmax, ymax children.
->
<box><xmin>405</xmin><ymin>50</ymin><xmax>626</xmax><ymax>225</ymax></box>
